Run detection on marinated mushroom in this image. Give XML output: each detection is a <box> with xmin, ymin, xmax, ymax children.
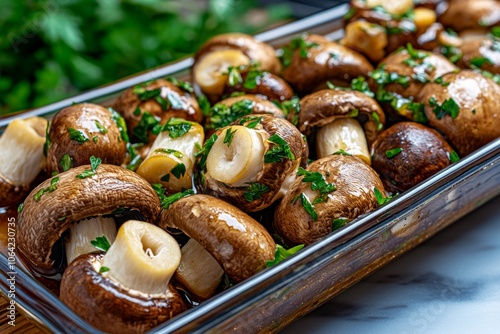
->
<box><xmin>136</xmin><ymin>120</ymin><xmax>204</xmax><ymax>193</ymax></box>
<box><xmin>205</xmin><ymin>95</ymin><xmax>285</xmax><ymax>133</ymax></box>
<box><xmin>279</xmin><ymin>34</ymin><xmax>373</xmax><ymax>94</ymax></box>
<box><xmin>274</xmin><ymin>154</ymin><xmax>385</xmax><ymax>245</ymax></box>
<box><xmin>193</xmin><ymin>33</ymin><xmax>281</xmax><ymax>101</ymax></box>
<box><xmin>60</xmin><ymin>220</ymin><xmax>186</xmax><ymax>334</ymax></box>
<box><xmin>112</xmin><ymin>78</ymin><xmax>202</xmax><ymax>146</ymax></box>
<box><xmin>370</xmin><ymin>44</ymin><xmax>458</xmax><ymax>121</ymax></box>
<box><xmin>45</xmin><ymin>103</ymin><xmax>127</xmax><ymax>174</ymax></box>
<box><xmin>295</xmin><ymin>88</ymin><xmax>386</xmax><ymax>164</ymax></box>
<box><xmin>200</xmin><ymin>114</ymin><xmax>308</xmax><ymax>212</ymax></box>
<box><xmin>417</xmin><ymin>69</ymin><xmax>500</xmax><ymax>156</ymax></box>
<box><xmin>17</xmin><ymin>163</ymin><xmax>161</xmax><ymax>270</ymax></box>
<box><xmin>457</xmin><ymin>36</ymin><xmax>500</xmax><ymax>75</ymax></box>
<box><xmin>0</xmin><ymin>117</ymin><xmax>47</xmax><ymax>207</ymax></box>
<box><xmin>371</xmin><ymin>121</ymin><xmax>456</xmax><ymax>193</ymax></box>
<box><xmin>160</xmin><ymin>194</ymin><xmax>276</xmax><ymax>283</ymax></box>
<box><xmin>438</xmin><ymin>0</ymin><xmax>500</xmax><ymax>33</ymax></box>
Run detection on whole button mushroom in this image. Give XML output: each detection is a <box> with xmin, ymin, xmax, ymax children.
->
<box><xmin>112</xmin><ymin>78</ymin><xmax>202</xmax><ymax>146</ymax></box>
<box><xmin>160</xmin><ymin>194</ymin><xmax>276</xmax><ymax>283</ymax></box>
<box><xmin>45</xmin><ymin>103</ymin><xmax>127</xmax><ymax>174</ymax></box>
<box><xmin>17</xmin><ymin>163</ymin><xmax>161</xmax><ymax>271</ymax></box>
<box><xmin>274</xmin><ymin>154</ymin><xmax>385</xmax><ymax>246</ymax></box>
<box><xmin>370</xmin><ymin>44</ymin><xmax>458</xmax><ymax>121</ymax></box>
<box><xmin>279</xmin><ymin>34</ymin><xmax>373</xmax><ymax>95</ymax></box>
<box><xmin>417</xmin><ymin>69</ymin><xmax>500</xmax><ymax>156</ymax></box>
<box><xmin>371</xmin><ymin>122</ymin><xmax>456</xmax><ymax>193</ymax></box>
<box><xmin>295</xmin><ymin>88</ymin><xmax>386</xmax><ymax>164</ymax></box>
<box><xmin>438</xmin><ymin>0</ymin><xmax>500</xmax><ymax>33</ymax></box>
<box><xmin>193</xmin><ymin>33</ymin><xmax>281</xmax><ymax>102</ymax></box>
<box><xmin>0</xmin><ymin>117</ymin><xmax>47</xmax><ymax>207</ymax></box>
<box><xmin>200</xmin><ymin>114</ymin><xmax>308</xmax><ymax>212</ymax></box>
<box><xmin>457</xmin><ymin>36</ymin><xmax>500</xmax><ymax>75</ymax></box>
<box><xmin>60</xmin><ymin>220</ymin><xmax>186</xmax><ymax>334</ymax></box>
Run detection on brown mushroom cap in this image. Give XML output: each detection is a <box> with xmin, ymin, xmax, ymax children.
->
<box><xmin>371</xmin><ymin>121</ymin><xmax>454</xmax><ymax>193</ymax></box>
<box><xmin>17</xmin><ymin>164</ymin><xmax>161</xmax><ymax>270</ymax></box>
<box><xmin>438</xmin><ymin>0</ymin><xmax>500</xmax><ymax>33</ymax></box>
<box><xmin>112</xmin><ymin>79</ymin><xmax>202</xmax><ymax>143</ymax></box>
<box><xmin>296</xmin><ymin>88</ymin><xmax>386</xmax><ymax>146</ymax></box>
<box><xmin>160</xmin><ymin>194</ymin><xmax>276</xmax><ymax>283</ymax></box>
<box><xmin>203</xmin><ymin>114</ymin><xmax>308</xmax><ymax>212</ymax></box>
<box><xmin>280</xmin><ymin>34</ymin><xmax>373</xmax><ymax>94</ymax></box>
<box><xmin>194</xmin><ymin>33</ymin><xmax>281</xmax><ymax>74</ymax></box>
<box><xmin>60</xmin><ymin>253</ymin><xmax>186</xmax><ymax>334</ymax></box>
<box><xmin>274</xmin><ymin>154</ymin><xmax>385</xmax><ymax>246</ymax></box>
<box><xmin>417</xmin><ymin>69</ymin><xmax>500</xmax><ymax>156</ymax></box>
<box><xmin>46</xmin><ymin>103</ymin><xmax>127</xmax><ymax>174</ymax></box>
<box><xmin>457</xmin><ymin>37</ymin><xmax>500</xmax><ymax>74</ymax></box>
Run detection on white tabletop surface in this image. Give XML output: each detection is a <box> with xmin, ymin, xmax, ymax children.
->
<box><xmin>282</xmin><ymin>195</ymin><xmax>500</xmax><ymax>334</ymax></box>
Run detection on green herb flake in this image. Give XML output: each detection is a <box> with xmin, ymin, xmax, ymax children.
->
<box><xmin>226</xmin><ymin>66</ymin><xmax>243</xmax><ymax>86</ymax></box>
<box><xmin>67</xmin><ymin>127</ymin><xmax>89</xmax><ymax>144</ymax></box>
<box><xmin>239</xmin><ymin>116</ymin><xmax>263</xmax><ymax>129</ymax></box>
<box><xmin>94</xmin><ymin>120</ymin><xmax>107</xmax><ymax>134</ymax></box>
<box><xmin>430</xmin><ymin>97</ymin><xmax>460</xmax><ymax>120</ymax></box>
<box><xmin>170</xmin><ymin>163</ymin><xmax>186</xmax><ymax>179</ymax></box>
<box><xmin>197</xmin><ymin>94</ymin><xmax>211</xmax><ymax>116</ymax></box>
<box><xmin>162</xmin><ymin>189</ymin><xmax>195</xmax><ymax>209</ymax></box>
<box><xmin>332</xmin><ymin>217</ymin><xmax>349</xmax><ymax>230</ymax></box>
<box><xmin>90</xmin><ymin>235</ymin><xmax>111</xmax><ymax>252</ymax></box>
<box><xmin>167</xmin><ymin>77</ymin><xmax>194</xmax><ymax>93</ymax></box>
<box><xmin>348</xmin><ymin>109</ymin><xmax>359</xmax><ymax>118</ymax></box>
<box><xmin>43</xmin><ymin>121</ymin><xmax>51</xmax><ymax>157</ymax></box>
<box><xmin>132</xmin><ymin>112</ymin><xmax>160</xmax><ymax>144</ymax></box>
<box><xmin>109</xmin><ymin>107</ymin><xmax>130</xmax><ymax>143</ymax></box>
<box><xmin>374</xmin><ymin>187</ymin><xmax>396</xmax><ymax>206</ymax></box>
<box><xmin>243</xmin><ymin>183</ymin><xmax>270</xmax><ymax>202</ymax></box>
<box><xmin>133</xmin><ymin>107</ymin><xmax>141</xmax><ymax>116</ymax></box>
<box><xmin>160</xmin><ymin>173</ymin><xmax>170</xmax><ymax>182</ymax></box>
<box><xmin>92</xmin><ymin>136</ymin><xmax>98</xmax><ymax>143</ymax></box>
<box><xmin>99</xmin><ymin>266</ymin><xmax>110</xmax><ymax>273</ymax></box>
<box><xmin>17</xmin><ymin>203</ymin><xmax>24</xmax><ymax>213</ymax></box>
<box><xmin>344</xmin><ymin>7</ymin><xmax>356</xmax><ymax>20</ymax></box>
<box><xmin>295</xmin><ymin>193</ymin><xmax>318</xmax><ymax>221</ymax></box>
<box><xmin>195</xmin><ymin>134</ymin><xmax>218</xmax><ymax>171</ymax></box>
<box><xmin>76</xmin><ymin>156</ymin><xmax>101</xmax><ymax>179</ymax></box>
<box><xmin>279</xmin><ymin>35</ymin><xmax>319</xmax><ymax>67</ymax></box>
<box><xmin>155</xmin><ymin>148</ymin><xmax>183</xmax><ymax>158</ymax></box>
<box><xmin>472</xmin><ymin>109</ymin><xmax>477</xmax><ymax>115</ymax></box>
<box><xmin>434</xmin><ymin>77</ymin><xmax>450</xmax><ymax>86</ymax></box>
<box><xmin>332</xmin><ymin>149</ymin><xmax>352</xmax><ymax>156</ymax></box>
<box><xmin>243</xmin><ymin>68</ymin><xmax>266</xmax><ymax>90</ymax></box>
<box><xmin>264</xmin><ymin>134</ymin><xmax>295</xmax><ymax>163</ymax></box>
<box><xmin>449</xmin><ymin>150</ymin><xmax>460</xmax><ymax>163</ymax></box>
<box><xmin>126</xmin><ymin>142</ymin><xmax>143</xmax><ymax>171</ymax></box>
<box><xmin>297</xmin><ymin>167</ymin><xmax>336</xmax><ymax>204</ymax></box>
<box><xmin>266</xmin><ymin>244</ymin><xmax>305</xmax><ymax>268</ymax></box>
<box><xmin>34</xmin><ymin>177</ymin><xmax>60</xmax><ymax>201</ymax></box>
<box><xmin>223</xmin><ymin>127</ymin><xmax>237</xmax><ymax>147</ymax></box>
<box><xmin>60</xmin><ymin>154</ymin><xmax>73</xmax><ymax>172</ymax></box>
<box><xmin>372</xmin><ymin>112</ymin><xmax>383</xmax><ymax>131</ymax></box>
<box><xmin>350</xmin><ymin>76</ymin><xmax>375</xmax><ymax>97</ymax></box>
<box><xmin>58</xmin><ymin>216</ymin><xmax>67</xmax><ymax>222</ymax></box>
<box><xmin>470</xmin><ymin>57</ymin><xmax>492</xmax><ymax>68</ymax></box>
<box><xmin>386</xmin><ymin>148</ymin><xmax>403</xmax><ymax>158</ymax></box>
<box><xmin>162</xmin><ymin>118</ymin><xmax>192</xmax><ymax>138</ymax></box>
<box><xmin>208</xmin><ymin>99</ymin><xmax>253</xmax><ymax>130</ymax></box>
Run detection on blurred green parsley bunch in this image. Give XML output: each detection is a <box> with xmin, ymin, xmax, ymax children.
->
<box><xmin>0</xmin><ymin>0</ymin><xmax>290</xmax><ymax>115</ymax></box>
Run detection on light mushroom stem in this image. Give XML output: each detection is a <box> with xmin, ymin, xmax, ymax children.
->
<box><xmin>65</xmin><ymin>216</ymin><xmax>117</xmax><ymax>265</ymax></box>
<box><xmin>0</xmin><ymin>117</ymin><xmax>46</xmax><ymax>185</ymax></box>
<box><xmin>316</xmin><ymin>118</ymin><xmax>371</xmax><ymax>165</ymax></box>
<box><xmin>206</xmin><ymin>126</ymin><xmax>266</xmax><ymax>187</ymax></box>
<box><xmin>194</xmin><ymin>49</ymin><xmax>250</xmax><ymax>95</ymax></box>
<box><xmin>102</xmin><ymin>220</ymin><xmax>181</xmax><ymax>295</ymax></box>
<box><xmin>174</xmin><ymin>238</ymin><xmax>224</xmax><ymax>299</ymax></box>
<box><xmin>136</xmin><ymin>123</ymin><xmax>204</xmax><ymax>192</ymax></box>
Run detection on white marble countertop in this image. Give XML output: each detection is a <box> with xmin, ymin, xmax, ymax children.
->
<box><xmin>282</xmin><ymin>195</ymin><xmax>500</xmax><ymax>334</ymax></box>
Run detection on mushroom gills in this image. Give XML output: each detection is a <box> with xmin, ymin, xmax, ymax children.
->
<box><xmin>175</xmin><ymin>238</ymin><xmax>224</xmax><ymax>299</ymax></box>
<box><xmin>194</xmin><ymin>49</ymin><xmax>250</xmax><ymax>95</ymax></box>
<box><xmin>206</xmin><ymin>126</ymin><xmax>266</xmax><ymax>187</ymax></box>
<box><xmin>136</xmin><ymin>122</ymin><xmax>204</xmax><ymax>192</ymax></box>
<box><xmin>0</xmin><ymin>117</ymin><xmax>47</xmax><ymax>186</ymax></box>
<box><xmin>65</xmin><ymin>217</ymin><xmax>117</xmax><ymax>265</ymax></box>
<box><xmin>315</xmin><ymin>118</ymin><xmax>370</xmax><ymax>165</ymax></box>
<box><xmin>102</xmin><ymin>220</ymin><xmax>181</xmax><ymax>295</ymax></box>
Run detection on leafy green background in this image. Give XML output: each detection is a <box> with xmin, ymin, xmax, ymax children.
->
<box><xmin>0</xmin><ymin>0</ymin><xmax>290</xmax><ymax>115</ymax></box>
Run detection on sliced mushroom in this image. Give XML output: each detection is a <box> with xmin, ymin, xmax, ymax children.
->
<box><xmin>417</xmin><ymin>69</ymin><xmax>500</xmax><ymax>156</ymax></box>
<box><xmin>438</xmin><ymin>0</ymin><xmax>500</xmax><ymax>33</ymax></box>
<box><xmin>193</xmin><ymin>33</ymin><xmax>281</xmax><ymax>100</ymax></box>
<box><xmin>274</xmin><ymin>154</ymin><xmax>385</xmax><ymax>245</ymax></box>
<box><xmin>45</xmin><ymin>103</ymin><xmax>127</xmax><ymax>174</ymax></box>
<box><xmin>371</xmin><ymin>122</ymin><xmax>455</xmax><ymax>193</ymax></box>
<box><xmin>201</xmin><ymin>114</ymin><xmax>308</xmax><ymax>212</ymax></box>
<box><xmin>296</xmin><ymin>88</ymin><xmax>386</xmax><ymax>163</ymax></box>
<box><xmin>136</xmin><ymin>120</ymin><xmax>204</xmax><ymax>193</ymax></box>
<box><xmin>279</xmin><ymin>34</ymin><xmax>373</xmax><ymax>94</ymax></box>
<box><xmin>160</xmin><ymin>194</ymin><xmax>276</xmax><ymax>283</ymax></box>
<box><xmin>17</xmin><ymin>164</ymin><xmax>161</xmax><ymax>270</ymax></box>
<box><xmin>0</xmin><ymin>117</ymin><xmax>47</xmax><ymax>207</ymax></box>
<box><xmin>112</xmin><ymin>78</ymin><xmax>202</xmax><ymax>145</ymax></box>
<box><xmin>60</xmin><ymin>220</ymin><xmax>185</xmax><ymax>334</ymax></box>
<box><xmin>457</xmin><ymin>36</ymin><xmax>500</xmax><ymax>75</ymax></box>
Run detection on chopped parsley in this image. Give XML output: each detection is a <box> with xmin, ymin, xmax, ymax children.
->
<box><xmin>67</xmin><ymin>128</ymin><xmax>89</xmax><ymax>144</ymax></box>
<box><xmin>109</xmin><ymin>107</ymin><xmax>130</xmax><ymax>143</ymax></box>
<box><xmin>385</xmin><ymin>148</ymin><xmax>402</xmax><ymax>158</ymax></box>
<box><xmin>76</xmin><ymin>156</ymin><xmax>101</xmax><ymax>179</ymax></box>
<box><xmin>132</xmin><ymin>112</ymin><xmax>161</xmax><ymax>144</ymax></box>
<box><xmin>332</xmin><ymin>149</ymin><xmax>352</xmax><ymax>156</ymax></box>
<box><xmin>470</xmin><ymin>57</ymin><xmax>492</xmax><ymax>68</ymax></box>
<box><xmin>161</xmin><ymin>118</ymin><xmax>192</xmax><ymax>138</ymax></box>
<box><xmin>376</xmin><ymin>89</ymin><xmax>427</xmax><ymax>123</ymax></box>
<box><xmin>99</xmin><ymin>266</ymin><xmax>110</xmax><ymax>273</ymax></box>
<box><xmin>197</xmin><ymin>93</ymin><xmax>211</xmax><ymax>116</ymax></box>
<box><xmin>195</xmin><ymin>134</ymin><xmax>218</xmax><ymax>171</ymax></box>
<box><xmin>238</xmin><ymin>116</ymin><xmax>263</xmax><ymax>129</ymax></box>
<box><xmin>449</xmin><ymin>150</ymin><xmax>460</xmax><ymax>163</ymax></box>
<box><xmin>94</xmin><ymin>120</ymin><xmax>107</xmax><ymax>134</ymax></box>
<box><xmin>90</xmin><ymin>235</ymin><xmax>111</xmax><ymax>252</ymax></box>
<box><xmin>167</xmin><ymin>77</ymin><xmax>194</xmax><ymax>93</ymax></box>
<box><xmin>126</xmin><ymin>142</ymin><xmax>143</xmax><ymax>171</ymax></box>
<box><xmin>374</xmin><ymin>187</ymin><xmax>396</xmax><ymax>205</ymax></box>
<box><xmin>428</xmin><ymin>97</ymin><xmax>460</xmax><ymax>119</ymax></box>
<box><xmin>434</xmin><ymin>77</ymin><xmax>450</xmax><ymax>86</ymax></box>
<box><xmin>264</xmin><ymin>134</ymin><xmax>295</xmax><ymax>163</ymax></box>
<box><xmin>223</xmin><ymin>127</ymin><xmax>237</xmax><ymax>147</ymax></box>
<box><xmin>170</xmin><ymin>163</ymin><xmax>186</xmax><ymax>179</ymax></box>
<box><xmin>370</xmin><ymin>65</ymin><xmax>411</xmax><ymax>88</ymax></box>
<box><xmin>275</xmin><ymin>96</ymin><xmax>300</xmax><ymax>124</ymax></box>
<box><xmin>297</xmin><ymin>167</ymin><xmax>336</xmax><ymax>204</ymax></box>
<box><xmin>372</xmin><ymin>112</ymin><xmax>383</xmax><ymax>131</ymax></box>
<box><xmin>266</xmin><ymin>244</ymin><xmax>304</xmax><ymax>268</ymax></box>
<box><xmin>332</xmin><ymin>217</ymin><xmax>349</xmax><ymax>230</ymax></box>
<box><xmin>60</xmin><ymin>154</ymin><xmax>73</xmax><ymax>172</ymax></box>
<box><xmin>279</xmin><ymin>35</ymin><xmax>319</xmax><ymax>67</ymax></box>
<box><xmin>226</xmin><ymin>66</ymin><xmax>243</xmax><ymax>86</ymax></box>
<box><xmin>43</xmin><ymin>121</ymin><xmax>51</xmax><ymax>157</ymax></box>
<box><xmin>161</xmin><ymin>174</ymin><xmax>170</xmax><ymax>182</ymax></box>
<box><xmin>293</xmin><ymin>193</ymin><xmax>318</xmax><ymax>221</ymax></box>
<box><xmin>17</xmin><ymin>203</ymin><xmax>23</xmax><ymax>213</ymax></box>
<box><xmin>208</xmin><ymin>99</ymin><xmax>253</xmax><ymax>130</ymax></box>
<box><xmin>155</xmin><ymin>148</ymin><xmax>183</xmax><ymax>159</ymax></box>
<box><xmin>161</xmin><ymin>189</ymin><xmax>195</xmax><ymax>209</ymax></box>
<box><xmin>243</xmin><ymin>183</ymin><xmax>270</xmax><ymax>202</ymax></box>
<box><xmin>34</xmin><ymin>176</ymin><xmax>59</xmax><ymax>201</ymax></box>
<box><xmin>327</xmin><ymin>76</ymin><xmax>375</xmax><ymax>98</ymax></box>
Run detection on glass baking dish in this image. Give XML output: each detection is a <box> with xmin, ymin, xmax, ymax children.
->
<box><xmin>1</xmin><ymin>3</ymin><xmax>499</xmax><ymax>333</ymax></box>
